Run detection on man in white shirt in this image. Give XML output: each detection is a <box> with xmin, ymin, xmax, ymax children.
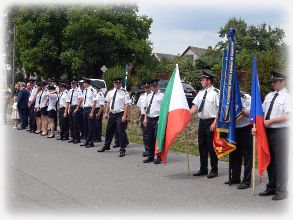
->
<box><xmin>57</xmin><ymin>83</ymin><xmax>69</xmax><ymax>141</ymax></box>
<box><xmin>224</xmin><ymin>92</ymin><xmax>252</xmax><ymax>189</ymax></box>
<box><xmin>143</xmin><ymin>79</ymin><xmax>164</xmax><ymax>164</ymax></box>
<box><xmin>137</xmin><ymin>82</ymin><xmax>151</xmax><ymax>157</ymax></box>
<box><xmin>65</xmin><ymin>79</ymin><xmax>83</xmax><ymax>144</ymax></box>
<box><xmin>257</xmin><ymin>71</ymin><xmax>290</xmax><ymax>200</ymax></box>
<box><xmin>98</xmin><ymin>78</ymin><xmax>131</xmax><ymax>157</ymax></box>
<box><xmin>93</xmin><ymin>85</ymin><xmax>105</xmax><ymax>142</ymax></box>
<box><xmin>190</xmin><ymin>70</ymin><xmax>219</xmax><ymax>178</ymax></box>
<box><xmin>80</xmin><ymin>79</ymin><xmax>97</xmax><ymax>148</ymax></box>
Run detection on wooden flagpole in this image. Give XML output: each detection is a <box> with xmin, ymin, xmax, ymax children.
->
<box><xmin>252</xmin><ymin>124</ymin><xmax>256</xmax><ymax>196</ymax></box>
<box><xmin>184</xmin><ymin>129</ymin><xmax>191</xmax><ymax>176</ymax></box>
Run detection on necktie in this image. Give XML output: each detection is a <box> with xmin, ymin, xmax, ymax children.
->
<box><xmin>111</xmin><ymin>90</ymin><xmax>117</xmax><ymax>110</ymax></box>
<box><xmin>265</xmin><ymin>92</ymin><xmax>279</xmax><ymax>120</ymax></box>
<box><xmin>146</xmin><ymin>93</ymin><xmax>155</xmax><ymax>115</ymax></box>
<box><xmin>39</xmin><ymin>90</ymin><xmax>44</xmax><ymax>106</ymax></box>
<box><xmin>70</xmin><ymin>89</ymin><xmax>74</xmax><ymax>104</ymax></box>
<box><xmin>198</xmin><ymin>90</ymin><xmax>207</xmax><ymax>113</ymax></box>
<box><xmin>84</xmin><ymin>89</ymin><xmax>88</xmax><ymax>105</ymax></box>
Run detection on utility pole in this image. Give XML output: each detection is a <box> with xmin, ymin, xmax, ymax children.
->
<box><xmin>12</xmin><ymin>22</ymin><xmax>16</xmax><ymax>89</ymax></box>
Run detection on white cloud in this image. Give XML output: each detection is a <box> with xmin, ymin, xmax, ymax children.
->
<box><xmin>150</xmin><ymin>29</ymin><xmax>221</xmax><ymax>55</ymax></box>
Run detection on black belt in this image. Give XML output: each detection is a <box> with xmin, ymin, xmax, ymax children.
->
<box><xmin>148</xmin><ymin>116</ymin><xmax>159</xmax><ymax>120</ymax></box>
<box><xmin>84</xmin><ymin>107</ymin><xmax>92</xmax><ymax>110</ymax></box>
<box><xmin>110</xmin><ymin>111</ymin><xmax>124</xmax><ymax>115</ymax></box>
<box><xmin>59</xmin><ymin>107</ymin><xmax>66</xmax><ymax>109</ymax></box>
<box><xmin>200</xmin><ymin>118</ymin><xmax>215</xmax><ymax>122</ymax></box>
<box><xmin>266</xmin><ymin>127</ymin><xmax>288</xmax><ymax>131</ymax></box>
<box><xmin>236</xmin><ymin>124</ymin><xmax>252</xmax><ymax>130</ymax></box>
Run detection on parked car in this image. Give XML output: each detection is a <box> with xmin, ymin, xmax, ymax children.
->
<box><xmin>130</xmin><ymin>80</ymin><xmax>197</xmax><ymax>108</ymax></box>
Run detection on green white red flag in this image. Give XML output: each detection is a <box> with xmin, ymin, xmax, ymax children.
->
<box><xmin>155</xmin><ymin>64</ymin><xmax>191</xmax><ymax>163</ymax></box>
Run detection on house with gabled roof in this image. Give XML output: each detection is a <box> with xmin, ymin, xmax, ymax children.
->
<box><xmin>152</xmin><ymin>52</ymin><xmax>178</xmax><ymax>62</ymax></box>
<box><xmin>180</xmin><ymin>46</ymin><xmax>209</xmax><ymax>62</ymax></box>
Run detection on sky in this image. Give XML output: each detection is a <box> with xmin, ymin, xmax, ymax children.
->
<box><xmin>137</xmin><ymin>0</ymin><xmax>289</xmax><ymax>55</ymax></box>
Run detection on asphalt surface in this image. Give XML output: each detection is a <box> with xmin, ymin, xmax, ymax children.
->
<box><xmin>5</xmin><ymin>125</ymin><xmax>288</xmax><ymax>215</ymax></box>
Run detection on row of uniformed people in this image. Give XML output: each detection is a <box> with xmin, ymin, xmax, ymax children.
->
<box><xmin>28</xmin><ymin>79</ymin><xmax>105</xmax><ymax>145</ymax></box>
<box><xmin>189</xmin><ymin>69</ymin><xmax>289</xmax><ymax>201</ymax></box>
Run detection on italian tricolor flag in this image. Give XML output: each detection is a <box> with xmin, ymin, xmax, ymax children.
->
<box><xmin>155</xmin><ymin>64</ymin><xmax>191</xmax><ymax>163</ymax></box>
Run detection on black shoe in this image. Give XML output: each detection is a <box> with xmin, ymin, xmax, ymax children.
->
<box><xmin>80</xmin><ymin>142</ymin><xmax>88</xmax><ymax>146</ymax></box>
<box><xmin>85</xmin><ymin>143</ymin><xmax>94</xmax><ymax>148</ymax></box>
<box><xmin>153</xmin><ymin>157</ymin><xmax>162</xmax><ymax>164</ymax></box>
<box><xmin>224</xmin><ymin>180</ymin><xmax>241</xmax><ymax>185</ymax></box>
<box><xmin>143</xmin><ymin>158</ymin><xmax>154</xmax><ymax>163</ymax></box>
<box><xmin>112</xmin><ymin>145</ymin><xmax>119</xmax><ymax>148</ymax></box>
<box><xmin>119</xmin><ymin>151</ymin><xmax>125</xmax><ymax>157</ymax></box>
<box><xmin>73</xmin><ymin>140</ymin><xmax>81</xmax><ymax>144</ymax></box>
<box><xmin>207</xmin><ymin>172</ymin><xmax>218</xmax><ymax>178</ymax></box>
<box><xmin>17</xmin><ymin>127</ymin><xmax>26</xmax><ymax>130</ymax></box>
<box><xmin>98</xmin><ymin>146</ymin><xmax>110</xmax><ymax>152</ymax></box>
<box><xmin>26</xmin><ymin>129</ymin><xmax>31</xmax><ymax>132</ymax></box>
<box><xmin>259</xmin><ymin>189</ymin><xmax>276</xmax><ymax>196</ymax></box>
<box><xmin>68</xmin><ymin>139</ymin><xmax>74</xmax><ymax>143</ymax></box>
<box><xmin>62</xmin><ymin>138</ymin><xmax>69</xmax><ymax>141</ymax></box>
<box><xmin>237</xmin><ymin>183</ymin><xmax>250</xmax><ymax>189</ymax></box>
<box><xmin>192</xmin><ymin>170</ymin><xmax>208</xmax><ymax>176</ymax></box>
<box><xmin>56</xmin><ymin>137</ymin><xmax>63</xmax><ymax>140</ymax></box>
<box><xmin>142</xmin><ymin>151</ymin><xmax>147</xmax><ymax>157</ymax></box>
<box><xmin>272</xmin><ymin>192</ymin><xmax>287</xmax><ymax>201</ymax></box>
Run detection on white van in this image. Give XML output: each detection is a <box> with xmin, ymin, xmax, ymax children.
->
<box><xmin>89</xmin><ymin>79</ymin><xmax>107</xmax><ymax>95</ymax></box>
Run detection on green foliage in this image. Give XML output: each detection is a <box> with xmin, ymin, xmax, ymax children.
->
<box><xmin>103</xmin><ymin>65</ymin><xmax>125</xmax><ymax>90</ymax></box>
<box><xmin>9</xmin><ymin>4</ymin><xmax>152</xmax><ymax>81</ymax></box>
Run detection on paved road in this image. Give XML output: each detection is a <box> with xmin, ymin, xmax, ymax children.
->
<box><xmin>5</xmin><ymin>125</ymin><xmax>287</xmax><ymax>215</ymax></box>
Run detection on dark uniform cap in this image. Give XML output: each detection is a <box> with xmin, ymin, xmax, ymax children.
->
<box><xmin>47</xmin><ymin>85</ymin><xmax>56</xmax><ymax>90</ymax></box>
<box><xmin>271</xmin><ymin>71</ymin><xmax>287</xmax><ymax>80</ymax></box>
<box><xmin>201</xmin><ymin>69</ymin><xmax>215</xmax><ymax>79</ymax></box>
<box><xmin>82</xmin><ymin>77</ymin><xmax>91</xmax><ymax>84</ymax></box>
<box><xmin>57</xmin><ymin>82</ymin><xmax>67</xmax><ymax>88</ymax></box>
<box><xmin>112</xmin><ymin>77</ymin><xmax>123</xmax><ymax>83</ymax></box>
<box><xmin>71</xmin><ymin>78</ymin><xmax>78</xmax><ymax>83</ymax></box>
<box><xmin>37</xmin><ymin>81</ymin><xmax>47</xmax><ymax>86</ymax></box>
<box><xmin>149</xmin><ymin>79</ymin><xmax>160</xmax><ymax>86</ymax></box>
<box><xmin>142</xmin><ymin>81</ymin><xmax>150</xmax><ymax>87</ymax></box>
<box><xmin>49</xmin><ymin>77</ymin><xmax>56</xmax><ymax>82</ymax></box>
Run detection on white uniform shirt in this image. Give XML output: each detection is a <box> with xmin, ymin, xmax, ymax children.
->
<box><xmin>29</xmin><ymin>85</ymin><xmax>38</xmax><ymax>102</ymax></box>
<box><xmin>192</xmin><ymin>86</ymin><xmax>219</xmax><ymax>119</ymax></box>
<box><xmin>66</xmin><ymin>87</ymin><xmax>81</xmax><ymax>106</ymax></box>
<box><xmin>105</xmin><ymin>88</ymin><xmax>131</xmax><ymax>114</ymax></box>
<box><xmin>58</xmin><ymin>90</ymin><xmax>68</xmax><ymax>108</ymax></box>
<box><xmin>236</xmin><ymin>93</ymin><xmax>251</xmax><ymax>128</ymax></box>
<box><xmin>34</xmin><ymin>91</ymin><xmax>42</xmax><ymax>109</ymax></box>
<box><xmin>144</xmin><ymin>91</ymin><xmax>164</xmax><ymax>118</ymax></box>
<box><xmin>83</xmin><ymin>86</ymin><xmax>97</xmax><ymax>108</ymax></box>
<box><xmin>137</xmin><ymin>92</ymin><xmax>149</xmax><ymax>115</ymax></box>
<box><xmin>47</xmin><ymin>93</ymin><xmax>58</xmax><ymax>111</ymax></box>
<box><xmin>263</xmin><ymin>87</ymin><xmax>290</xmax><ymax>128</ymax></box>
<box><xmin>39</xmin><ymin>89</ymin><xmax>48</xmax><ymax>108</ymax></box>
<box><xmin>95</xmin><ymin>91</ymin><xmax>105</xmax><ymax>108</ymax></box>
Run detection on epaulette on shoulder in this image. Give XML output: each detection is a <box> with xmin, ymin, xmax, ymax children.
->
<box><xmin>213</xmin><ymin>88</ymin><xmax>220</xmax><ymax>94</ymax></box>
<box><xmin>121</xmin><ymin>88</ymin><xmax>127</xmax><ymax>92</ymax></box>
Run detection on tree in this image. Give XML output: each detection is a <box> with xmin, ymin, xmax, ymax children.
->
<box><xmin>61</xmin><ymin>5</ymin><xmax>153</xmax><ymax>79</ymax></box>
<box><xmin>15</xmin><ymin>6</ymin><xmax>68</xmax><ymax>80</ymax></box>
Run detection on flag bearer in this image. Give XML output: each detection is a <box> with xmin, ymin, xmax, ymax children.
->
<box><xmin>143</xmin><ymin>79</ymin><xmax>164</xmax><ymax>164</ymax></box>
<box><xmin>257</xmin><ymin>71</ymin><xmax>290</xmax><ymax>201</ymax></box>
<box><xmin>190</xmin><ymin>70</ymin><xmax>219</xmax><ymax>178</ymax></box>
<box><xmin>224</xmin><ymin>92</ymin><xmax>252</xmax><ymax>189</ymax></box>
<box><xmin>97</xmin><ymin>78</ymin><xmax>131</xmax><ymax>157</ymax></box>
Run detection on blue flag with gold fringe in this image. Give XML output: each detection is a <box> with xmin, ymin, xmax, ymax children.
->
<box><xmin>213</xmin><ymin>28</ymin><xmax>242</xmax><ymax>158</ymax></box>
